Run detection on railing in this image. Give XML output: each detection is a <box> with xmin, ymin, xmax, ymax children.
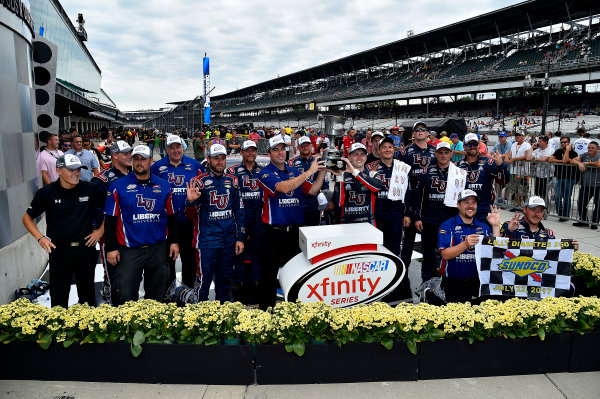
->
<box><xmin>501</xmin><ymin>160</ymin><xmax>599</xmax><ymax>227</ymax></box>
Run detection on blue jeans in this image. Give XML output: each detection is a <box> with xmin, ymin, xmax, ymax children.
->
<box><xmin>555</xmin><ymin>178</ymin><xmax>576</xmax><ymax>217</ymax></box>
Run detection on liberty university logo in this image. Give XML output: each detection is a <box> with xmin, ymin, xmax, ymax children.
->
<box><xmin>168</xmin><ymin>173</ymin><xmax>185</xmax><ymax>186</ymax></box>
<box><xmin>242</xmin><ymin>175</ymin><xmax>259</xmax><ymax>191</ymax></box>
<box><xmin>209</xmin><ymin>190</ymin><xmax>229</xmax><ymax>210</ymax></box>
<box><xmin>348</xmin><ymin>192</ymin><xmax>366</xmax><ymax>205</ymax></box>
<box><xmin>136</xmin><ymin>194</ymin><xmax>156</xmax><ymax>211</ymax></box>
<box><xmin>431</xmin><ymin>177</ymin><xmax>447</xmax><ymax>193</ymax></box>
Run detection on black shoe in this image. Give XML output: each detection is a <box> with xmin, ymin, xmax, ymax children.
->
<box><xmin>559</xmin><ymin>217</ymin><xmax>568</xmax><ymax>222</ymax></box>
<box><xmin>592</xmin><ymin>225</ymin><xmax>598</xmax><ymax>230</ymax></box>
<box><xmin>573</xmin><ymin>222</ymin><xmax>589</xmax><ymax>227</ymax></box>
<box><xmin>509</xmin><ymin>207</ymin><xmax>521</xmax><ymax>212</ymax></box>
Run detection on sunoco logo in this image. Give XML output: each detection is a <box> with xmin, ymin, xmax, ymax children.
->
<box><xmin>498</xmin><ymin>252</ymin><xmax>550</xmax><ymax>282</ymax></box>
<box><xmin>287</xmin><ymin>253</ymin><xmax>404</xmax><ymax>308</ymax></box>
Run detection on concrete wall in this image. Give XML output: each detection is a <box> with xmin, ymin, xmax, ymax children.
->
<box><xmin>1</xmin><ymin>2</ymin><xmax>48</xmax><ymax>303</ymax></box>
<box><xmin>0</xmin><ymin>218</ymin><xmax>48</xmax><ymax>304</ymax></box>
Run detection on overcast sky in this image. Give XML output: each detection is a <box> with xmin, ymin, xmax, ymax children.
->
<box><xmin>57</xmin><ymin>0</ymin><xmax>521</xmax><ymax>111</ymax></box>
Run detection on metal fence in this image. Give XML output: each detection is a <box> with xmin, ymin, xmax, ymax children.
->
<box><xmin>502</xmin><ymin>160</ymin><xmax>599</xmax><ymax>227</ymax></box>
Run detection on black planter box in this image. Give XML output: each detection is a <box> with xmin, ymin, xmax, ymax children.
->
<box><xmin>570</xmin><ymin>331</ymin><xmax>600</xmax><ymax>372</ymax></box>
<box><xmin>419</xmin><ymin>334</ymin><xmax>572</xmax><ymax>380</ymax></box>
<box><xmin>255</xmin><ymin>342</ymin><xmax>418</xmax><ymax>384</ymax></box>
<box><xmin>0</xmin><ymin>341</ymin><xmax>254</xmax><ymax>385</ymax></box>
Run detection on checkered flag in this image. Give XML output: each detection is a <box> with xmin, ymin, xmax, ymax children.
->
<box><xmin>475</xmin><ymin>236</ymin><xmax>574</xmax><ymax>299</ymax></box>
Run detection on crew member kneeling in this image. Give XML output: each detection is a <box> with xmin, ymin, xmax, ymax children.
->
<box><xmin>438</xmin><ymin>189</ymin><xmax>500</xmax><ymax>303</ymax></box>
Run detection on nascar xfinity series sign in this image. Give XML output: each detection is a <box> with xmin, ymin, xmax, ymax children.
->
<box><xmin>279</xmin><ymin>224</ymin><xmax>405</xmax><ymax>308</ymax></box>
<box><xmin>475</xmin><ymin>236</ymin><xmax>575</xmax><ymax>299</ymax></box>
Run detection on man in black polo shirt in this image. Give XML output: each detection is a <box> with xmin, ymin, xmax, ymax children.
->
<box><xmin>22</xmin><ymin>154</ymin><xmax>106</xmax><ymax>308</ymax></box>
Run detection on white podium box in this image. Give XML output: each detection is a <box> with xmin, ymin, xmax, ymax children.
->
<box><xmin>280</xmin><ymin>223</ymin><xmax>404</xmax><ymax>308</ymax></box>
<box><xmin>299</xmin><ymin>223</ymin><xmax>383</xmax><ymax>262</ymax></box>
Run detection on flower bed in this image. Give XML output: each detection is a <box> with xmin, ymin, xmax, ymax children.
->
<box><xmin>1</xmin><ymin>296</ymin><xmax>599</xmax><ymax>358</ymax></box>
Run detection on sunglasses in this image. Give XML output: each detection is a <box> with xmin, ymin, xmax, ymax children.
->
<box><xmin>413</xmin><ymin>128</ymin><xmax>427</xmax><ymax>132</ymax></box>
<box><xmin>560</xmin><ymin>141</ymin><xmax>568</xmax><ymax>144</ymax></box>
<box><xmin>465</xmin><ymin>142</ymin><xmax>479</xmax><ymax>148</ymax></box>
<box><xmin>63</xmin><ymin>144</ymin><xmax>72</xmax><ymax>148</ymax></box>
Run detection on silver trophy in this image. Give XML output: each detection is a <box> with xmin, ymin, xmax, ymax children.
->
<box><xmin>317</xmin><ymin>114</ymin><xmax>348</xmax><ymax>171</ymax></box>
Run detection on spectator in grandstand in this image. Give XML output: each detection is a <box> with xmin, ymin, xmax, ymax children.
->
<box><xmin>549</xmin><ymin>131</ymin><xmax>562</xmax><ymax>152</ymax></box>
<box><xmin>342</xmin><ymin>127</ymin><xmax>357</xmax><ymax>157</ymax></box>
<box><xmin>361</xmin><ymin>129</ymin><xmax>374</xmax><ymax>154</ymax></box>
<box><xmin>440</xmin><ymin>131</ymin><xmax>452</xmax><ymax>145</ymax></box>
<box><xmin>456</xmin><ymin>133</ymin><xmax>509</xmax><ymax>226</ymax></box>
<box><xmin>527</xmin><ymin>136</ymin><xmax>554</xmax><ymax>204</ymax></box>
<box><xmin>316</xmin><ymin>132</ymin><xmax>330</xmax><ymax>153</ymax></box>
<box><xmin>366</xmin><ymin>131</ymin><xmax>384</xmax><ymax>164</ymax></box>
<box><xmin>573</xmin><ymin>129</ymin><xmax>591</xmax><ymax>157</ymax></box>
<box><xmin>60</xmin><ymin>137</ymin><xmax>72</xmax><ymax>153</ymax></box>
<box><xmin>192</xmin><ymin>131</ymin><xmax>206</xmax><ymax>162</ymax></box>
<box><xmin>248</xmin><ymin>129</ymin><xmax>260</xmax><ymax>143</ymax></box>
<box><xmin>450</xmin><ymin>133</ymin><xmax>464</xmax><ymax>163</ymax></box>
<box><xmin>208</xmin><ymin>131</ymin><xmax>224</xmax><ymax>150</ymax></box>
<box><xmin>309</xmin><ymin>129</ymin><xmax>319</xmax><ymax>154</ymax></box>
<box><xmin>571</xmin><ymin>141</ymin><xmax>600</xmax><ymax>229</ymax></box>
<box><xmin>428</xmin><ymin>131</ymin><xmax>441</xmax><ymax>147</ymax></box>
<box><xmin>226</xmin><ymin>130</ymin><xmax>242</xmax><ymax>155</ymax></box>
<box><xmin>549</xmin><ymin>137</ymin><xmax>578</xmax><ymax>221</ymax></box>
<box><xmin>390</xmin><ymin>126</ymin><xmax>404</xmax><ymax>158</ymax></box>
<box><xmin>39</xmin><ymin>132</ymin><xmax>64</xmax><ymax>185</ymax></box>
<box><xmin>505</xmin><ymin>131</ymin><xmax>532</xmax><ymax>210</ymax></box>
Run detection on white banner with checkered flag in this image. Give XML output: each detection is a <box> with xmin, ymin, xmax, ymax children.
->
<box><xmin>475</xmin><ymin>236</ymin><xmax>574</xmax><ymax>299</ymax></box>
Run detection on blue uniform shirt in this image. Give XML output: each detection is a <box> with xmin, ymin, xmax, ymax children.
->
<box><xmin>456</xmin><ymin>156</ymin><xmax>510</xmax><ymax>219</ymax></box>
<box><xmin>438</xmin><ymin>215</ymin><xmax>491</xmax><ymax>279</ymax></box>
<box><xmin>227</xmin><ymin>162</ymin><xmax>263</xmax><ymax>225</ymax></box>
<box><xmin>500</xmin><ymin>220</ymin><xmax>555</xmax><ymax>241</ymax></box>
<box><xmin>150</xmin><ymin>155</ymin><xmax>205</xmax><ymax>223</ymax></box>
<box><xmin>104</xmin><ymin>171</ymin><xmax>175</xmax><ymax>248</ymax></box>
<box><xmin>258</xmin><ymin>162</ymin><xmax>313</xmax><ymax>226</ymax></box>
<box><xmin>289</xmin><ymin>155</ymin><xmax>320</xmax><ymax>212</ymax></box>
<box><xmin>186</xmin><ymin>170</ymin><xmax>245</xmax><ymax>248</ymax></box>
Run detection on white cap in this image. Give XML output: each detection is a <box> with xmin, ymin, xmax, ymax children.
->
<box><xmin>435</xmin><ymin>142</ymin><xmax>452</xmax><ymax>152</ymax></box>
<box><xmin>413</xmin><ymin>121</ymin><xmax>427</xmax><ymax>130</ymax></box>
<box><xmin>349</xmin><ymin>142</ymin><xmax>367</xmax><ymax>154</ymax></box>
<box><xmin>132</xmin><ymin>145</ymin><xmax>151</xmax><ymax>159</ymax></box>
<box><xmin>166</xmin><ymin>135</ymin><xmax>183</xmax><ymax>146</ymax></box>
<box><xmin>241</xmin><ymin>140</ymin><xmax>257</xmax><ymax>150</ymax></box>
<box><xmin>110</xmin><ymin>140</ymin><xmax>133</xmax><ymax>154</ymax></box>
<box><xmin>371</xmin><ymin>131</ymin><xmax>385</xmax><ymax>140</ymax></box>
<box><xmin>297</xmin><ymin>136</ymin><xmax>311</xmax><ymax>146</ymax></box>
<box><xmin>269</xmin><ymin>135</ymin><xmax>286</xmax><ymax>149</ymax></box>
<box><xmin>56</xmin><ymin>154</ymin><xmax>88</xmax><ymax>170</ymax></box>
<box><xmin>317</xmin><ymin>192</ymin><xmax>328</xmax><ymax>207</ymax></box>
<box><xmin>208</xmin><ymin>144</ymin><xmax>227</xmax><ymax>157</ymax></box>
<box><xmin>464</xmin><ymin>133</ymin><xmax>479</xmax><ymax>143</ymax></box>
<box><xmin>457</xmin><ymin>189</ymin><xmax>478</xmax><ymax>202</ymax></box>
<box><xmin>525</xmin><ymin>196</ymin><xmax>547</xmax><ymax>209</ymax></box>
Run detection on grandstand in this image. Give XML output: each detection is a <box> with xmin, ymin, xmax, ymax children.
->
<box><xmin>140</xmin><ymin>0</ymin><xmax>600</xmax><ymax>134</ymax></box>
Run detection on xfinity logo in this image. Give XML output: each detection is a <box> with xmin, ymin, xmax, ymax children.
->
<box><xmin>312</xmin><ymin>241</ymin><xmax>331</xmax><ymax>249</ymax></box>
<box><xmin>54</xmin><ymin>199</ymin><xmax>61</xmax><ymax>204</ymax></box>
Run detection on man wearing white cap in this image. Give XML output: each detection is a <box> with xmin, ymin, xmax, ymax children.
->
<box><xmin>399</xmin><ymin>121</ymin><xmax>438</xmax><ymax>274</ymax></box>
<box><xmin>438</xmin><ymin>190</ymin><xmax>501</xmax><ymax>303</ymax></box>
<box><xmin>186</xmin><ymin>144</ymin><xmax>245</xmax><ymax>302</ymax></box>
<box><xmin>22</xmin><ymin>154</ymin><xmax>106</xmax><ymax>307</ymax></box>
<box><xmin>330</xmin><ymin>143</ymin><xmax>382</xmax><ymax>225</ymax></box>
<box><xmin>227</xmin><ymin>140</ymin><xmax>263</xmax><ymax>303</ymax></box>
<box><xmin>257</xmin><ymin>135</ymin><xmax>327</xmax><ymax>310</ymax></box>
<box><xmin>410</xmin><ymin>142</ymin><xmax>458</xmax><ymax>283</ymax></box>
<box><xmin>104</xmin><ymin>145</ymin><xmax>180</xmax><ymax>305</ymax></box>
<box><xmin>289</xmin><ymin>136</ymin><xmax>323</xmax><ymax>226</ymax></box>
<box><xmin>456</xmin><ymin>133</ymin><xmax>509</xmax><ymax>226</ymax></box>
<box><xmin>151</xmin><ymin>135</ymin><xmax>206</xmax><ymax>289</ymax></box>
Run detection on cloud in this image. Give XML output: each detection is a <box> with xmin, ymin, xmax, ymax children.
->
<box><xmin>57</xmin><ymin>0</ymin><xmax>520</xmax><ymax>110</ymax></box>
